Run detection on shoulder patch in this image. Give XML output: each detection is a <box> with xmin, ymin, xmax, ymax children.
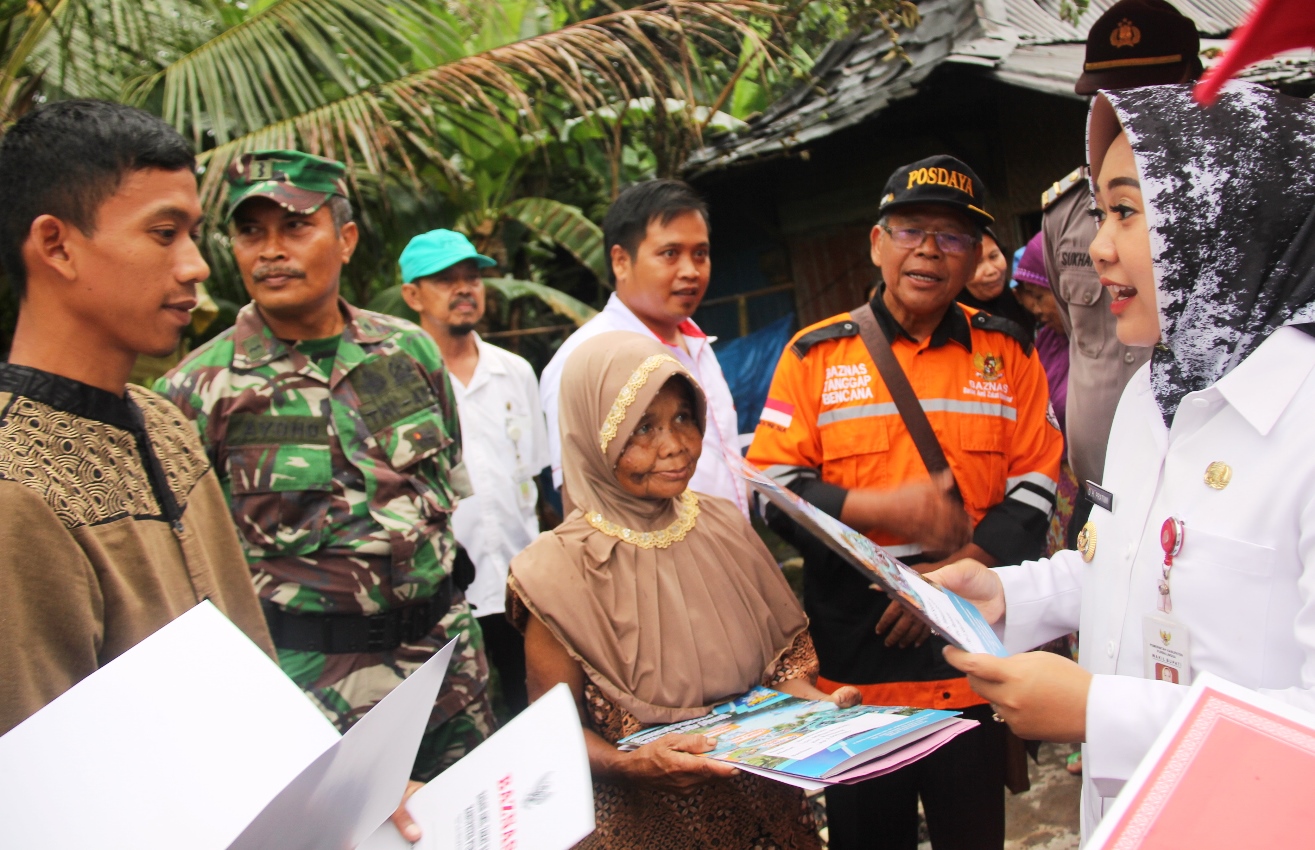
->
<box><xmin>970</xmin><ymin>312</ymin><xmax>1034</xmax><ymax>356</ymax></box>
<box><xmin>1041</xmin><ymin>166</ymin><xmax>1088</xmax><ymax>211</ymax></box>
<box><xmin>790</xmin><ymin>319</ymin><xmax>859</xmax><ymax>359</ymax></box>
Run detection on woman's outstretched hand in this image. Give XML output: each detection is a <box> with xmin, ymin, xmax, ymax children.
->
<box><xmin>619</xmin><ymin>733</ymin><xmax>739</xmax><ymax>791</ymax></box>
<box><xmin>828</xmin><ymin>685</ymin><xmax>863</xmax><ymax>708</ymax></box>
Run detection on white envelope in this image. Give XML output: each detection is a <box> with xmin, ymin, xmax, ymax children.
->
<box><xmin>360</xmin><ymin>684</ymin><xmax>595</xmax><ymax>850</ymax></box>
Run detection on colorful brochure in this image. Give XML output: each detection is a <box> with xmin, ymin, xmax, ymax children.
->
<box><xmin>617</xmin><ymin>686</ymin><xmax>974</xmax><ymax>787</ymax></box>
<box><xmin>1087</xmin><ymin>673</ymin><xmax>1315</xmax><ymax>850</ymax></box>
<box><xmin>734</xmin><ymin>455</ymin><xmax>1008</xmax><ymax>657</ymax></box>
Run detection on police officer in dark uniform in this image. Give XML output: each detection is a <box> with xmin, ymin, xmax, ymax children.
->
<box><xmin>1042</xmin><ymin>0</ymin><xmax>1203</xmax><ymax>546</ymax></box>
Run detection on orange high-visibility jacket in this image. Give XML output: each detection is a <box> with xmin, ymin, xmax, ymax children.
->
<box><xmin>747</xmin><ymin>299</ymin><xmax>1063</xmax><ymax>704</ymax></box>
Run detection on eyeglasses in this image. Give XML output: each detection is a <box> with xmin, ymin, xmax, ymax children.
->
<box><xmin>419</xmin><ymin>270</ymin><xmax>483</xmax><ymax>286</ymax></box>
<box><xmin>881</xmin><ymin>226</ymin><xmax>979</xmax><ymax>255</ymax></box>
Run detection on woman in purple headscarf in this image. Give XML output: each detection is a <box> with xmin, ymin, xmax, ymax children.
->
<box><xmin>1012</xmin><ymin>232</ymin><xmax>1069</xmax><ymax>436</ymax></box>
<box><xmin>1011</xmin><ymin>232</ymin><xmax>1077</xmax><ymax>555</ymax></box>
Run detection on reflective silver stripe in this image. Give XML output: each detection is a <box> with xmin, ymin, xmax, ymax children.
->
<box><xmin>920</xmin><ymin>399</ymin><xmax>1017</xmax><ymax>421</ymax></box>
<box><xmin>883</xmin><ymin>543</ymin><xmax>924</xmax><ymax>558</ymax></box>
<box><xmin>816</xmin><ymin>403</ymin><xmax>898</xmax><ymax>425</ymax></box>
<box><xmin>1009</xmin><ymin>487</ymin><xmax>1055</xmax><ymax>515</ymax></box>
<box><xmin>1007</xmin><ymin>471</ymin><xmax>1058</xmax><ymax>495</ymax></box>
<box><xmin>817</xmin><ymin>398</ymin><xmax>1016</xmax><ymax>426</ymax></box>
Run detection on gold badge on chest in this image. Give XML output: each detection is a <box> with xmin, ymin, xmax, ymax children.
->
<box><xmin>1204</xmin><ymin>461</ymin><xmax>1232</xmax><ymax>490</ymax></box>
<box><xmin>1076</xmin><ymin>521</ymin><xmax>1098</xmax><ymax>563</ymax></box>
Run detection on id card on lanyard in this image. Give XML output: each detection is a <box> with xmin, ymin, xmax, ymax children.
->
<box><xmin>1143</xmin><ymin>517</ymin><xmax>1192</xmax><ymax>684</ymax></box>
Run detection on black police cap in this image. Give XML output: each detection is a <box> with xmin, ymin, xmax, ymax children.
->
<box><xmin>1075</xmin><ymin>0</ymin><xmax>1201</xmax><ymax>96</ymax></box>
<box><xmin>877</xmin><ymin>155</ymin><xmax>993</xmax><ymax>229</ymax></box>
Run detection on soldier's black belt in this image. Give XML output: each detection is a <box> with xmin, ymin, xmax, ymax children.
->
<box><xmin>261</xmin><ymin>577</ymin><xmax>453</xmax><ymax>654</ymax></box>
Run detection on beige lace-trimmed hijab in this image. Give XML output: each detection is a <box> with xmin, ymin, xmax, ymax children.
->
<box><xmin>510</xmin><ymin>331</ymin><xmax>807</xmax><ymax>724</ymax></box>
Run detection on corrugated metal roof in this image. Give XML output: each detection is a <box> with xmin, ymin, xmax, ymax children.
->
<box><xmin>1000</xmin><ymin>0</ymin><xmax>1246</xmax><ymax>42</ymax></box>
<box><xmin>686</xmin><ymin>0</ymin><xmax>1288</xmax><ymax>176</ymax></box>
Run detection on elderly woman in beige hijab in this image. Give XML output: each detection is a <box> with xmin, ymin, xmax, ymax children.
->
<box><xmin>508</xmin><ymin>331</ymin><xmax>859</xmax><ymax>849</ymax></box>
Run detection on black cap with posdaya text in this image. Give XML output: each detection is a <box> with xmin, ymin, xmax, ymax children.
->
<box><xmin>878</xmin><ymin>155</ymin><xmax>993</xmax><ymax>229</ymax></box>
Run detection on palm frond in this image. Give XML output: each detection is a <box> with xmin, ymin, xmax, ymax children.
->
<box><xmin>16</xmin><ymin>0</ymin><xmax>217</xmax><ymax>105</ymax></box>
<box><xmin>193</xmin><ymin>2</ymin><xmax>779</xmax><ymax>210</ymax></box>
<box><xmin>124</xmin><ymin>0</ymin><xmax>467</xmax><ymax>146</ymax></box>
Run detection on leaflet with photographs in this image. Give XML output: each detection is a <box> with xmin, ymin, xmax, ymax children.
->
<box><xmin>733</xmin><ymin>455</ymin><xmax>1007</xmax><ymax>657</ymax></box>
<box><xmin>617</xmin><ymin>686</ymin><xmax>969</xmax><ymax>784</ymax></box>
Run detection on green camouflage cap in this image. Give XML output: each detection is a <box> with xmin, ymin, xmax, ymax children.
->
<box><xmin>224</xmin><ymin>150</ymin><xmax>348</xmax><ymax>220</ymax></box>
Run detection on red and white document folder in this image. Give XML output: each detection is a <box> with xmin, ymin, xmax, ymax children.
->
<box><xmin>1088</xmin><ymin>672</ymin><xmax>1315</xmax><ymax>850</ymax></box>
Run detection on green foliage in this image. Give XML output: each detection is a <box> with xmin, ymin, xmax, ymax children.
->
<box><xmin>502</xmin><ymin>197</ymin><xmax>606</xmax><ymax>285</ymax></box>
<box><xmin>1058</xmin><ymin>0</ymin><xmax>1091</xmax><ymax>27</ymax></box>
<box><xmin>483</xmin><ymin>276</ymin><xmax>598</xmax><ymax>326</ymax></box>
<box><xmin>0</xmin><ymin>0</ymin><xmax>887</xmax><ymax>358</ymax></box>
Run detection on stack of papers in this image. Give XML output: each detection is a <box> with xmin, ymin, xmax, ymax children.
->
<box><xmin>0</xmin><ymin>601</ymin><xmax>595</xmax><ymax>850</ymax></box>
<box><xmin>735</xmin><ymin>456</ymin><xmax>1008</xmax><ymax>657</ymax></box>
<box><xmin>617</xmin><ymin>686</ymin><xmax>977</xmax><ymax>790</ymax></box>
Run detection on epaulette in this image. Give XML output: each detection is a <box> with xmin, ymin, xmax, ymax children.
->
<box><xmin>790</xmin><ymin>319</ymin><xmax>859</xmax><ymax>359</ymax></box>
<box><xmin>1041</xmin><ymin>166</ymin><xmax>1088</xmax><ymax>211</ymax></box>
<box><xmin>970</xmin><ymin>311</ymin><xmax>1034</xmax><ymax>356</ymax></box>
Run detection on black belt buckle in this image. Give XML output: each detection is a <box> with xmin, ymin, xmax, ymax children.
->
<box><xmin>364</xmin><ymin>612</ymin><xmax>392</xmax><ymax>654</ymax></box>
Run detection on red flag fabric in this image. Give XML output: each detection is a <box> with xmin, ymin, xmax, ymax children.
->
<box><xmin>1195</xmin><ymin>0</ymin><xmax>1315</xmax><ymax>104</ymax></box>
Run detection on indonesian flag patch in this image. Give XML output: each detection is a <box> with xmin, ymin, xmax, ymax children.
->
<box><xmin>760</xmin><ymin>398</ymin><xmax>794</xmax><ymax>429</ymax></box>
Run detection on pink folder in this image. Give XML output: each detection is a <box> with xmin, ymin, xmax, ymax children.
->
<box><xmin>1089</xmin><ymin>674</ymin><xmax>1315</xmax><ymax>850</ymax></box>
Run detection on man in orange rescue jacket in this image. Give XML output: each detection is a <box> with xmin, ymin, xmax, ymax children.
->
<box><xmin>748</xmin><ymin>155</ymin><xmax>1062</xmax><ymax>850</ymax></box>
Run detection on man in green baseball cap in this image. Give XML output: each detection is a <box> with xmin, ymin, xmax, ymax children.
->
<box><xmin>399</xmin><ymin>229</ymin><xmax>496</xmax><ymax>383</ymax></box>
<box><xmin>158</xmin><ymin>152</ymin><xmax>494</xmax><ymax>842</ymax></box>
<box><xmin>402</xmin><ymin>230</ymin><xmax>548</xmax><ymax>719</ymax></box>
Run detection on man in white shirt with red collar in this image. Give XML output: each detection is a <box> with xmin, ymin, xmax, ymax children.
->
<box><xmin>540</xmin><ymin>179</ymin><xmax>747</xmax><ymax>517</ymax></box>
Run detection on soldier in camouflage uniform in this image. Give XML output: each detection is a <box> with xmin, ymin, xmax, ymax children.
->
<box><xmin>155</xmin><ymin>151</ymin><xmax>494</xmax><ymax>792</ymax></box>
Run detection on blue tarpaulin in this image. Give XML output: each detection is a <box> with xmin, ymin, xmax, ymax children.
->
<box><xmin>713</xmin><ymin>314</ymin><xmax>795</xmax><ymax>438</ymax></box>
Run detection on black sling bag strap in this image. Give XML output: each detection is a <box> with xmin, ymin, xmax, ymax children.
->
<box><xmin>850</xmin><ymin>301</ymin><xmax>962</xmax><ymax>504</ymax></box>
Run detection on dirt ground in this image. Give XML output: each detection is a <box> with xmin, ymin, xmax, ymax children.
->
<box><xmin>1001</xmin><ymin>743</ymin><xmax>1082</xmax><ymax>850</ymax></box>
<box><xmin>809</xmin><ymin>743</ymin><xmax>1083</xmax><ymax>850</ymax></box>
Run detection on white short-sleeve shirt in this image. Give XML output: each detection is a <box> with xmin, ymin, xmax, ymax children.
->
<box><xmin>539</xmin><ymin>293</ymin><xmax>748</xmax><ymax>518</ymax></box>
<box><xmin>450</xmin><ymin>335</ymin><xmax>550</xmax><ymax>616</ymax></box>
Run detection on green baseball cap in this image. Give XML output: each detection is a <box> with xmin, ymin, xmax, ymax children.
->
<box><xmin>224</xmin><ymin>150</ymin><xmax>348</xmax><ymax>220</ymax></box>
<box><xmin>399</xmin><ymin>229</ymin><xmax>496</xmax><ymax>283</ymax></box>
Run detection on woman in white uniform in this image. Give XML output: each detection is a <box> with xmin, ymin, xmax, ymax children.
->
<box><xmin>930</xmin><ymin>81</ymin><xmax>1315</xmax><ymax>840</ymax></box>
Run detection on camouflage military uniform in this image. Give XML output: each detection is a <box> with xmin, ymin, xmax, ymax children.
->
<box><xmin>156</xmin><ymin>299</ymin><xmax>492</xmax><ymax>779</ymax></box>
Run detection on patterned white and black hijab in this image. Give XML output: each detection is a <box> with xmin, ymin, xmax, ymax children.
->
<box><xmin>1088</xmin><ymin>82</ymin><xmax>1315</xmax><ymax>426</ymax></box>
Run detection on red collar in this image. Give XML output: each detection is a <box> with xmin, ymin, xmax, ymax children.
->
<box><xmin>677</xmin><ymin>319</ymin><xmax>706</xmax><ymax>339</ymax></box>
